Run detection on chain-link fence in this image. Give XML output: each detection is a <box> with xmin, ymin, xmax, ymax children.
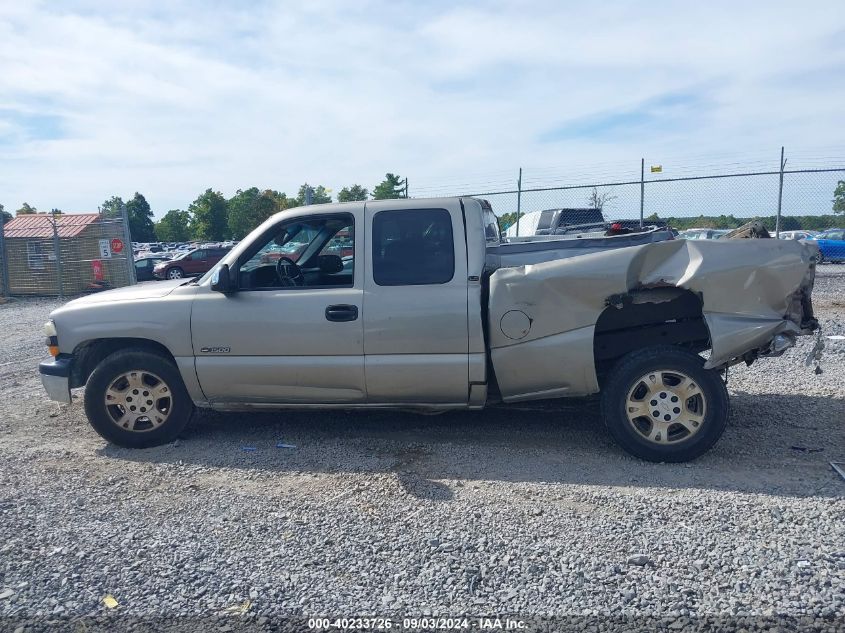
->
<box><xmin>419</xmin><ymin>151</ymin><xmax>845</xmax><ymax>237</ymax></box>
<box><xmin>0</xmin><ymin>212</ymin><xmax>135</xmax><ymax>298</ymax></box>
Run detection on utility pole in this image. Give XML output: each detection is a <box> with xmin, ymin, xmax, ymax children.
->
<box><xmin>775</xmin><ymin>146</ymin><xmax>786</xmax><ymax>238</ymax></box>
<box><xmin>639</xmin><ymin>158</ymin><xmax>645</xmax><ymax>228</ymax></box>
<box><xmin>515</xmin><ymin>167</ymin><xmax>523</xmax><ymax>237</ymax></box>
<box><xmin>120</xmin><ymin>203</ymin><xmax>137</xmax><ymax>285</ymax></box>
<box><xmin>51</xmin><ymin>217</ymin><xmax>64</xmax><ymax>299</ymax></box>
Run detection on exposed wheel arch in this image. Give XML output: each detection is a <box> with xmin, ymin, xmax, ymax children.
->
<box><xmin>593</xmin><ymin>287</ymin><xmax>711</xmax><ymax>385</ymax></box>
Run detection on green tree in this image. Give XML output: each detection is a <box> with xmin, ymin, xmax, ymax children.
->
<box><xmin>99</xmin><ymin>196</ymin><xmax>124</xmax><ymax>218</ymax></box>
<box><xmin>295</xmin><ymin>183</ymin><xmax>332</xmax><ymax>205</ymax></box>
<box><xmin>228</xmin><ymin>188</ymin><xmax>289</xmax><ymax>239</ymax></box>
<box><xmin>155</xmin><ymin>209</ymin><xmax>192</xmax><ymax>242</ymax></box>
<box><xmin>834</xmin><ymin>180</ymin><xmax>845</xmax><ymax>214</ymax></box>
<box><xmin>16</xmin><ymin>202</ymin><xmax>37</xmax><ymax>215</ymax></box>
<box><xmin>498</xmin><ymin>211</ymin><xmax>524</xmax><ymax>231</ymax></box>
<box><xmin>372</xmin><ymin>173</ymin><xmax>406</xmax><ymax>200</ymax></box>
<box><xmin>188</xmin><ymin>189</ymin><xmax>229</xmax><ymax>241</ymax></box>
<box><xmin>125</xmin><ymin>192</ymin><xmax>156</xmax><ymax>241</ymax></box>
<box><xmin>0</xmin><ymin>203</ymin><xmax>11</xmax><ymax>224</ymax></box>
<box><xmin>337</xmin><ymin>184</ymin><xmax>369</xmax><ymax>202</ymax></box>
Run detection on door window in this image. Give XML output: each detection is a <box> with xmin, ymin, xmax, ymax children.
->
<box><xmin>237</xmin><ymin>214</ymin><xmax>354</xmax><ymax>290</ymax></box>
<box><xmin>372</xmin><ymin>209</ymin><xmax>454</xmax><ymax>286</ymax></box>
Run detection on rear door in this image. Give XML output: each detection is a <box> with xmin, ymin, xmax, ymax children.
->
<box><xmin>206</xmin><ymin>248</ymin><xmax>227</xmax><ymax>271</ymax></box>
<box><xmin>363</xmin><ymin>199</ymin><xmax>470</xmax><ymax>404</ymax></box>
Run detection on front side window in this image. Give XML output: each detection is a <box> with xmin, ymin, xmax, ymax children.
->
<box><xmin>372</xmin><ymin>209</ymin><xmax>454</xmax><ymax>286</ymax></box>
<box><xmin>237</xmin><ymin>214</ymin><xmax>354</xmax><ymax>290</ymax></box>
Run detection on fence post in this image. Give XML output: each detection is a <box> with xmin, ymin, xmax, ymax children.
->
<box><xmin>639</xmin><ymin>158</ymin><xmax>645</xmax><ymax>228</ymax></box>
<box><xmin>515</xmin><ymin>167</ymin><xmax>523</xmax><ymax>237</ymax></box>
<box><xmin>51</xmin><ymin>217</ymin><xmax>64</xmax><ymax>299</ymax></box>
<box><xmin>775</xmin><ymin>146</ymin><xmax>785</xmax><ymax>238</ymax></box>
<box><xmin>120</xmin><ymin>204</ymin><xmax>137</xmax><ymax>285</ymax></box>
<box><xmin>0</xmin><ymin>219</ymin><xmax>8</xmax><ymax>297</ymax></box>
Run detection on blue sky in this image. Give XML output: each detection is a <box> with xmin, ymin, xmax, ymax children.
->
<box><xmin>1</xmin><ymin>1</ymin><xmax>844</xmax><ymax>218</ymax></box>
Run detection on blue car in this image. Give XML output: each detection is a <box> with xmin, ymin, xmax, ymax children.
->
<box><xmin>812</xmin><ymin>228</ymin><xmax>845</xmax><ymax>263</ymax></box>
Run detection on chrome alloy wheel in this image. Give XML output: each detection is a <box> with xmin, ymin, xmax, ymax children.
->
<box><xmin>104</xmin><ymin>370</ymin><xmax>173</xmax><ymax>432</ymax></box>
<box><xmin>624</xmin><ymin>370</ymin><xmax>707</xmax><ymax>445</ymax></box>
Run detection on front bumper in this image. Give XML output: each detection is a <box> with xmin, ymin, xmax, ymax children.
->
<box><xmin>39</xmin><ymin>355</ymin><xmax>72</xmax><ymax>404</ymax></box>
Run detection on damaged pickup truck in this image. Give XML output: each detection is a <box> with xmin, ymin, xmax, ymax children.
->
<box><xmin>39</xmin><ymin>197</ymin><xmax>819</xmax><ymax>462</ymax></box>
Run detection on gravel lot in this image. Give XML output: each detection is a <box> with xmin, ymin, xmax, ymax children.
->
<box><xmin>1</xmin><ymin>266</ymin><xmax>843</xmax><ymax>632</ymax></box>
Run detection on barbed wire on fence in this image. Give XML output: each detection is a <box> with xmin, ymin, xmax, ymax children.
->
<box><xmin>412</xmin><ymin>148</ymin><xmax>845</xmax><ymax>236</ymax></box>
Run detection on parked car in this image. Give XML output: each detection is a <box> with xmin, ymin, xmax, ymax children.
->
<box><xmin>778</xmin><ymin>231</ymin><xmax>817</xmax><ymax>241</ymax></box>
<box><xmin>258</xmin><ymin>241</ymin><xmax>309</xmax><ymax>264</ymax></box>
<box><xmin>134</xmin><ymin>256</ymin><xmax>170</xmax><ymax>282</ymax></box>
<box><xmin>810</xmin><ymin>228</ymin><xmax>845</xmax><ymax>263</ymax></box>
<box><xmin>678</xmin><ymin>228</ymin><xmax>730</xmax><ymax>240</ymax></box>
<box><xmin>153</xmin><ymin>247</ymin><xmax>229</xmax><ymax>280</ymax></box>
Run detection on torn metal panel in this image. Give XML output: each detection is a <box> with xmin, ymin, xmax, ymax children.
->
<box><xmin>488</xmin><ymin>238</ymin><xmax>818</xmax><ymax>401</ymax></box>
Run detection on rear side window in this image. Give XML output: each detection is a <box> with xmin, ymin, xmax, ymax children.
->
<box><xmin>483</xmin><ymin>208</ymin><xmax>501</xmax><ymax>243</ymax></box>
<box><xmin>372</xmin><ymin>209</ymin><xmax>455</xmax><ymax>286</ymax></box>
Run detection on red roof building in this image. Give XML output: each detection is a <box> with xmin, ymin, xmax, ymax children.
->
<box><xmin>3</xmin><ymin>213</ymin><xmax>101</xmax><ymax>238</ymax></box>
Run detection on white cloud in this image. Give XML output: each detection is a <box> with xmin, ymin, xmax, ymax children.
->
<box><xmin>0</xmin><ymin>0</ymin><xmax>843</xmax><ymax>216</ymax></box>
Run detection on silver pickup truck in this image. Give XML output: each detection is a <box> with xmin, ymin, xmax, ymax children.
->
<box><xmin>39</xmin><ymin>197</ymin><xmax>819</xmax><ymax>462</ymax></box>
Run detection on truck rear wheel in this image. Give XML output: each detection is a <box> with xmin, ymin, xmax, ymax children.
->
<box><xmin>600</xmin><ymin>346</ymin><xmax>728</xmax><ymax>462</ymax></box>
<box><xmin>84</xmin><ymin>349</ymin><xmax>193</xmax><ymax>448</ymax></box>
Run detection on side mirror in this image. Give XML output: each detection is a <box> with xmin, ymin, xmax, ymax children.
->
<box><xmin>211</xmin><ymin>264</ymin><xmax>234</xmax><ymax>293</ymax></box>
<box><xmin>317</xmin><ymin>254</ymin><xmax>343</xmax><ymax>274</ymax></box>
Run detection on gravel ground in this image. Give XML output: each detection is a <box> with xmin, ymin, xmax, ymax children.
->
<box><xmin>0</xmin><ymin>266</ymin><xmax>843</xmax><ymax>632</ymax></box>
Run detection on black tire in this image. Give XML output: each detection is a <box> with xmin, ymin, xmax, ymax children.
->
<box><xmin>600</xmin><ymin>345</ymin><xmax>729</xmax><ymax>462</ymax></box>
<box><xmin>167</xmin><ymin>267</ymin><xmax>184</xmax><ymax>279</ymax></box>
<box><xmin>84</xmin><ymin>349</ymin><xmax>193</xmax><ymax>448</ymax></box>
<box><xmin>817</xmin><ymin>252</ymin><xmax>825</xmax><ymax>265</ymax></box>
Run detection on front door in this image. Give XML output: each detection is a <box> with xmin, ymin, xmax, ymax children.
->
<box><xmin>182</xmin><ymin>249</ymin><xmax>207</xmax><ymax>275</ymax></box>
<box><xmin>363</xmin><ymin>199</ymin><xmax>470</xmax><ymax>404</ymax></box>
<box><xmin>191</xmin><ymin>206</ymin><xmax>365</xmax><ymax>404</ymax></box>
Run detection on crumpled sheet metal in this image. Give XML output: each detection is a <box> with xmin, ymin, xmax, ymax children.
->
<box><xmin>488</xmin><ymin>238</ymin><xmax>817</xmax><ymax>401</ymax></box>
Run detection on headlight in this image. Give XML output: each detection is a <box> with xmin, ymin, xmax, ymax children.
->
<box><xmin>43</xmin><ymin>320</ymin><xmax>57</xmax><ymax>337</ymax></box>
<box><xmin>44</xmin><ymin>320</ymin><xmax>59</xmax><ymax>357</ymax></box>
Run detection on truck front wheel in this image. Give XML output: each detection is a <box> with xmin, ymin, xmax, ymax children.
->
<box><xmin>83</xmin><ymin>349</ymin><xmax>193</xmax><ymax>448</ymax></box>
<box><xmin>600</xmin><ymin>346</ymin><xmax>728</xmax><ymax>462</ymax></box>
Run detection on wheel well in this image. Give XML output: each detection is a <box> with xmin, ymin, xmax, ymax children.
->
<box><xmin>594</xmin><ymin>288</ymin><xmax>711</xmax><ymax>385</ymax></box>
<box><xmin>70</xmin><ymin>338</ymin><xmax>177</xmax><ymax>388</ymax></box>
